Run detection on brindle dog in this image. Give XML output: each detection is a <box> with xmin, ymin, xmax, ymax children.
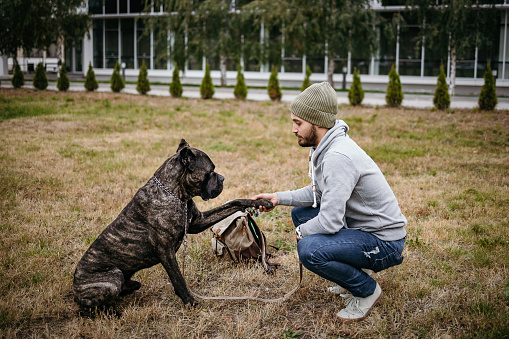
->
<box><xmin>73</xmin><ymin>139</ymin><xmax>273</xmax><ymax>309</ymax></box>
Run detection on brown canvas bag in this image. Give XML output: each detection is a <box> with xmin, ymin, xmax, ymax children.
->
<box><xmin>211</xmin><ymin>211</ymin><xmax>274</xmax><ymax>273</ymax></box>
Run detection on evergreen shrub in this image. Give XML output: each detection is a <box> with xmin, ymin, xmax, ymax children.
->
<box><xmin>433</xmin><ymin>64</ymin><xmax>450</xmax><ymax>110</ymax></box>
<box><xmin>478</xmin><ymin>61</ymin><xmax>497</xmax><ymax>111</ymax></box>
<box><xmin>136</xmin><ymin>60</ymin><xmax>151</xmax><ymax>95</ymax></box>
<box><xmin>12</xmin><ymin>62</ymin><xmax>24</xmax><ymax>89</ymax></box>
<box><xmin>233</xmin><ymin>65</ymin><xmax>247</xmax><ymax>100</ymax></box>
<box><xmin>57</xmin><ymin>65</ymin><xmax>70</xmax><ymax>91</ymax></box>
<box><xmin>385</xmin><ymin>63</ymin><xmax>403</xmax><ymax>107</ymax></box>
<box><xmin>200</xmin><ymin>63</ymin><xmax>215</xmax><ymax>99</ymax></box>
<box><xmin>169</xmin><ymin>64</ymin><xmax>183</xmax><ymax>98</ymax></box>
<box><xmin>110</xmin><ymin>61</ymin><xmax>125</xmax><ymax>93</ymax></box>
<box><xmin>268</xmin><ymin>65</ymin><xmax>282</xmax><ymax>101</ymax></box>
<box><xmin>84</xmin><ymin>62</ymin><xmax>99</xmax><ymax>92</ymax></box>
<box><xmin>348</xmin><ymin>68</ymin><xmax>364</xmax><ymax>106</ymax></box>
<box><xmin>33</xmin><ymin>62</ymin><xmax>48</xmax><ymax>90</ymax></box>
<box><xmin>301</xmin><ymin>65</ymin><xmax>312</xmax><ymax>91</ymax></box>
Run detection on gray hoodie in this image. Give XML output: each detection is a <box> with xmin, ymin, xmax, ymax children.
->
<box><xmin>277</xmin><ymin>120</ymin><xmax>407</xmax><ymax>242</ymax></box>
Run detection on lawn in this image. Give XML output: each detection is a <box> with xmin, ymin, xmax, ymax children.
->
<box><xmin>0</xmin><ymin>88</ymin><xmax>508</xmax><ymax>338</ymax></box>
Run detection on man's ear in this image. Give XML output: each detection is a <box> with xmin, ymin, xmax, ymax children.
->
<box><xmin>177</xmin><ymin>139</ymin><xmax>190</xmax><ymax>153</ymax></box>
<box><xmin>178</xmin><ymin>146</ymin><xmax>196</xmax><ymax>171</ymax></box>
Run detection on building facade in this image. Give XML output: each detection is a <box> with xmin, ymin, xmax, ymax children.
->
<box><xmin>73</xmin><ymin>1</ymin><xmax>509</xmax><ymax>89</ymax></box>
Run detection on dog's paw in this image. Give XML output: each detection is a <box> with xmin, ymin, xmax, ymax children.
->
<box><xmin>251</xmin><ymin>198</ymin><xmax>274</xmax><ymax>209</ymax></box>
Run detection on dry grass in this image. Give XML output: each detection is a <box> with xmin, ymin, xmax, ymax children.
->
<box><xmin>0</xmin><ymin>88</ymin><xmax>508</xmax><ymax>338</ymax></box>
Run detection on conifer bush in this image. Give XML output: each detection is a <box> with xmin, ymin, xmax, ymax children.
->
<box><xmin>136</xmin><ymin>60</ymin><xmax>151</xmax><ymax>95</ymax></box>
<box><xmin>478</xmin><ymin>61</ymin><xmax>497</xmax><ymax>111</ymax></box>
<box><xmin>33</xmin><ymin>62</ymin><xmax>48</xmax><ymax>90</ymax></box>
<box><xmin>200</xmin><ymin>63</ymin><xmax>215</xmax><ymax>99</ymax></box>
<box><xmin>169</xmin><ymin>64</ymin><xmax>183</xmax><ymax>98</ymax></box>
<box><xmin>433</xmin><ymin>64</ymin><xmax>450</xmax><ymax>110</ymax></box>
<box><xmin>110</xmin><ymin>61</ymin><xmax>125</xmax><ymax>93</ymax></box>
<box><xmin>301</xmin><ymin>65</ymin><xmax>312</xmax><ymax>91</ymax></box>
<box><xmin>84</xmin><ymin>62</ymin><xmax>99</xmax><ymax>92</ymax></box>
<box><xmin>233</xmin><ymin>65</ymin><xmax>247</xmax><ymax>100</ymax></box>
<box><xmin>348</xmin><ymin>68</ymin><xmax>364</xmax><ymax>106</ymax></box>
<box><xmin>268</xmin><ymin>65</ymin><xmax>282</xmax><ymax>101</ymax></box>
<box><xmin>11</xmin><ymin>62</ymin><xmax>24</xmax><ymax>89</ymax></box>
<box><xmin>385</xmin><ymin>63</ymin><xmax>403</xmax><ymax>107</ymax></box>
<box><xmin>57</xmin><ymin>65</ymin><xmax>70</xmax><ymax>91</ymax></box>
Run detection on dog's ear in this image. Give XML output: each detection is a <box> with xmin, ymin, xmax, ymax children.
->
<box><xmin>178</xmin><ymin>146</ymin><xmax>196</xmax><ymax>171</ymax></box>
<box><xmin>177</xmin><ymin>139</ymin><xmax>190</xmax><ymax>153</ymax></box>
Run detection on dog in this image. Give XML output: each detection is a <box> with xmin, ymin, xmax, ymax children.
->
<box><xmin>73</xmin><ymin>139</ymin><xmax>273</xmax><ymax>309</ymax></box>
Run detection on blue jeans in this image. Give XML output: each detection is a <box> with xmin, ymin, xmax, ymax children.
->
<box><xmin>292</xmin><ymin>206</ymin><xmax>405</xmax><ymax>298</ymax></box>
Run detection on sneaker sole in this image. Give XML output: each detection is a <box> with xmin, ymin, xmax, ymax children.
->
<box><xmin>336</xmin><ymin>289</ymin><xmax>383</xmax><ymax>323</ymax></box>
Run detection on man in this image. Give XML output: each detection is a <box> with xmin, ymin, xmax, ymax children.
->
<box><xmin>253</xmin><ymin>82</ymin><xmax>407</xmax><ymax>322</ymax></box>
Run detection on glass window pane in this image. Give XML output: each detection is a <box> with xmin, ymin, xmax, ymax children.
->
<box><xmin>121</xmin><ymin>18</ymin><xmax>134</xmax><ymax>69</ymax></box>
<box><xmin>93</xmin><ymin>19</ymin><xmax>104</xmax><ymax>68</ymax></box>
<box><xmin>76</xmin><ymin>40</ymin><xmax>83</xmax><ymax>72</ymax></box>
<box><xmin>130</xmin><ymin>0</ymin><xmax>144</xmax><ymax>13</ymax></box>
<box><xmin>105</xmin><ymin>0</ymin><xmax>117</xmax><ymax>14</ymax></box>
<box><xmin>89</xmin><ymin>0</ymin><xmax>102</xmax><ymax>14</ymax></box>
<box><xmin>120</xmin><ymin>0</ymin><xmax>127</xmax><ymax>13</ymax></box>
<box><xmin>136</xmin><ymin>19</ymin><xmax>150</xmax><ymax>69</ymax></box>
<box><xmin>105</xmin><ymin>19</ymin><xmax>119</xmax><ymax>68</ymax></box>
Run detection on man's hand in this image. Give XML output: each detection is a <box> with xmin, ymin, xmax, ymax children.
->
<box><xmin>251</xmin><ymin>193</ymin><xmax>278</xmax><ymax>212</ymax></box>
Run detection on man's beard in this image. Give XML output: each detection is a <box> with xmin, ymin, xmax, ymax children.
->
<box><xmin>296</xmin><ymin>125</ymin><xmax>318</xmax><ymax>147</ymax></box>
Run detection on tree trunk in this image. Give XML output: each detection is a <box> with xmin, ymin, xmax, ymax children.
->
<box><xmin>220</xmin><ymin>54</ymin><xmax>227</xmax><ymax>87</ymax></box>
<box><xmin>328</xmin><ymin>57</ymin><xmax>335</xmax><ymax>89</ymax></box>
<box><xmin>450</xmin><ymin>45</ymin><xmax>456</xmax><ymax>96</ymax></box>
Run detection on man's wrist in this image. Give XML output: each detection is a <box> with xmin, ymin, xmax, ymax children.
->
<box><xmin>295</xmin><ymin>226</ymin><xmax>303</xmax><ymax>240</ymax></box>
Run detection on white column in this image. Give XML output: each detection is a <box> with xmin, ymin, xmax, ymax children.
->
<box><xmin>347</xmin><ymin>51</ymin><xmax>351</xmax><ymax>75</ymax></box>
<box><xmin>260</xmin><ymin>20</ymin><xmax>265</xmax><ymax>72</ymax></box>
<box><xmin>302</xmin><ymin>54</ymin><xmax>306</xmax><ymax>74</ymax></box>
<box><xmin>83</xmin><ymin>24</ymin><xmax>94</xmax><ymax>74</ymax></box>
<box><xmin>167</xmin><ymin>30</ymin><xmax>171</xmax><ymax>70</ymax></box>
<box><xmin>324</xmin><ymin>41</ymin><xmax>328</xmax><ymax>77</ymax></box>
<box><xmin>281</xmin><ymin>23</ymin><xmax>285</xmax><ymax>73</ymax></box>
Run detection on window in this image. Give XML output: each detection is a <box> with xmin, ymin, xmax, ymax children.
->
<box><xmin>105</xmin><ymin>0</ymin><xmax>117</xmax><ymax>14</ymax></box>
<box><xmin>136</xmin><ymin>19</ymin><xmax>150</xmax><ymax>69</ymax></box>
<box><xmin>93</xmin><ymin>19</ymin><xmax>104</xmax><ymax>68</ymax></box>
<box><xmin>105</xmin><ymin>19</ymin><xmax>119</xmax><ymax>68</ymax></box>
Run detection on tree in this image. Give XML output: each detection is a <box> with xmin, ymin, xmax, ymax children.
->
<box><xmin>11</xmin><ymin>62</ymin><xmax>24</xmax><ymax>89</ymax></box>
<box><xmin>301</xmin><ymin>65</ymin><xmax>312</xmax><ymax>92</ymax></box>
<box><xmin>433</xmin><ymin>64</ymin><xmax>450</xmax><ymax>110</ymax></box>
<box><xmin>267</xmin><ymin>65</ymin><xmax>282</xmax><ymax>101</ymax></box>
<box><xmin>170</xmin><ymin>64</ymin><xmax>183</xmax><ymax>98</ymax></box>
<box><xmin>408</xmin><ymin>0</ymin><xmax>499</xmax><ymax>96</ymax></box>
<box><xmin>478</xmin><ymin>62</ymin><xmax>497</xmax><ymax>111</ymax></box>
<box><xmin>110</xmin><ymin>61</ymin><xmax>125</xmax><ymax>93</ymax></box>
<box><xmin>386</xmin><ymin>63</ymin><xmax>403</xmax><ymax>107</ymax></box>
<box><xmin>348</xmin><ymin>68</ymin><xmax>364</xmax><ymax>106</ymax></box>
<box><xmin>200</xmin><ymin>63</ymin><xmax>215</xmax><ymax>99</ymax></box>
<box><xmin>33</xmin><ymin>62</ymin><xmax>48</xmax><ymax>90</ymax></box>
<box><xmin>84</xmin><ymin>62</ymin><xmax>98</xmax><ymax>92</ymax></box>
<box><xmin>234</xmin><ymin>65</ymin><xmax>247</xmax><ymax>100</ymax></box>
<box><xmin>57</xmin><ymin>65</ymin><xmax>70</xmax><ymax>91</ymax></box>
<box><xmin>137</xmin><ymin>60</ymin><xmax>151</xmax><ymax>95</ymax></box>
<box><xmin>0</xmin><ymin>0</ymin><xmax>90</xmax><ymax>64</ymax></box>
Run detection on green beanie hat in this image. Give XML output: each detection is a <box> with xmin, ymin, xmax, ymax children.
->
<box><xmin>290</xmin><ymin>82</ymin><xmax>338</xmax><ymax>128</ymax></box>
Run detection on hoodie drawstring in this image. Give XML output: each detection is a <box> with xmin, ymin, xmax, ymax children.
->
<box><xmin>308</xmin><ymin>151</ymin><xmax>317</xmax><ymax>208</ymax></box>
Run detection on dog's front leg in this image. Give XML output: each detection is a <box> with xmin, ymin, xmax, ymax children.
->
<box><xmin>187</xmin><ymin>199</ymin><xmax>273</xmax><ymax>234</ymax></box>
<box><xmin>158</xmin><ymin>247</ymin><xmax>195</xmax><ymax>306</ymax></box>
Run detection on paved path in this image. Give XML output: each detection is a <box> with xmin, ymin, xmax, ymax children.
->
<box><xmin>2</xmin><ymin>81</ymin><xmax>508</xmax><ymax>110</ymax></box>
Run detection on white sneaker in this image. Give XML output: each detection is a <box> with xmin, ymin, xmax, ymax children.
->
<box><xmin>336</xmin><ymin>283</ymin><xmax>382</xmax><ymax>322</ymax></box>
<box><xmin>327</xmin><ymin>269</ymin><xmax>373</xmax><ymax>296</ymax></box>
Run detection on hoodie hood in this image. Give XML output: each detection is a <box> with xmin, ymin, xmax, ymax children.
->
<box><xmin>310</xmin><ymin>120</ymin><xmax>349</xmax><ymax>166</ymax></box>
